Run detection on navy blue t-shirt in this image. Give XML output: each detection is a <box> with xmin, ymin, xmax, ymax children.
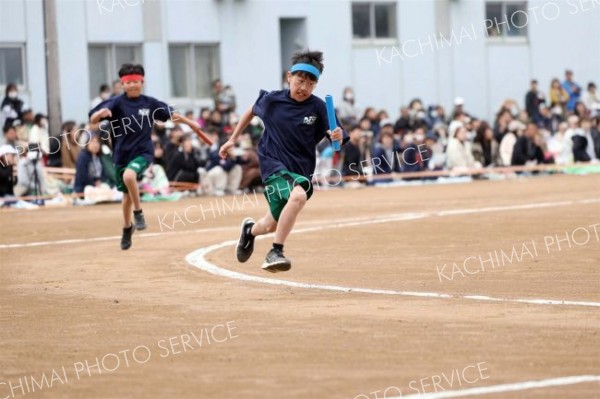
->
<box><xmin>89</xmin><ymin>94</ymin><xmax>172</xmax><ymax>167</ymax></box>
<box><xmin>253</xmin><ymin>89</ymin><xmax>348</xmax><ymax>181</ymax></box>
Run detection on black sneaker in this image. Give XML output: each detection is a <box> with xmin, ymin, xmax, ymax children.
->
<box><xmin>121</xmin><ymin>224</ymin><xmax>135</xmax><ymax>250</ymax></box>
<box><xmin>261</xmin><ymin>248</ymin><xmax>292</xmax><ymax>273</ymax></box>
<box><xmin>133</xmin><ymin>210</ymin><xmax>147</xmax><ymax>230</ymax></box>
<box><xmin>236</xmin><ymin>218</ymin><xmax>256</xmax><ymax>263</ymax></box>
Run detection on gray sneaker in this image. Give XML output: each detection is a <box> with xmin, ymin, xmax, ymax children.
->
<box><xmin>236</xmin><ymin>218</ymin><xmax>256</xmax><ymax>263</ymax></box>
<box><xmin>261</xmin><ymin>248</ymin><xmax>292</xmax><ymax>273</ymax></box>
<box><xmin>133</xmin><ymin>210</ymin><xmax>147</xmax><ymax>230</ymax></box>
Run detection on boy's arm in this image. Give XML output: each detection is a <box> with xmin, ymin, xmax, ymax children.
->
<box><xmin>219</xmin><ymin>106</ymin><xmax>255</xmax><ymax>159</ymax></box>
<box><xmin>90</xmin><ymin>108</ymin><xmax>112</xmax><ymax>124</ymax></box>
<box><xmin>171</xmin><ymin>112</ymin><xmax>213</xmax><ymax>146</ymax></box>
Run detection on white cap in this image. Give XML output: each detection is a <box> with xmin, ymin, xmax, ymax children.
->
<box><xmin>0</xmin><ymin>145</ymin><xmax>18</xmax><ymax>156</ymax></box>
<box><xmin>454</xmin><ymin>97</ymin><xmax>465</xmax><ymax>106</ymax></box>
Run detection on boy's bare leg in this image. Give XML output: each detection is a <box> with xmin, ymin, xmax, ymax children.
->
<box><xmin>123</xmin><ymin>169</ymin><xmax>142</xmax><ymax>211</ymax></box>
<box><xmin>251</xmin><ymin>211</ymin><xmax>278</xmax><ymax>236</ymax></box>
<box><xmin>273</xmin><ymin>186</ymin><xmax>307</xmax><ymax>245</ymax></box>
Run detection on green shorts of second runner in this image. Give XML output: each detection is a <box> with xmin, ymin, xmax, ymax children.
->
<box><xmin>116</xmin><ymin>156</ymin><xmax>150</xmax><ymax>193</ymax></box>
<box><xmin>263</xmin><ymin>170</ymin><xmax>313</xmax><ymax>221</ymax></box>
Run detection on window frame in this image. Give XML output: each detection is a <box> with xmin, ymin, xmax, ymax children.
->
<box><xmin>168</xmin><ymin>43</ymin><xmax>220</xmax><ymax>100</ymax></box>
<box><xmin>485</xmin><ymin>1</ymin><xmax>529</xmax><ymax>44</ymax></box>
<box><xmin>351</xmin><ymin>1</ymin><xmax>398</xmax><ymax>46</ymax></box>
<box><xmin>88</xmin><ymin>43</ymin><xmax>143</xmax><ymax>99</ymax></box>
<box><xmin>0</xmin><ymin>43</ymin><xmax>27</xmax><ymax>91</ymax></box>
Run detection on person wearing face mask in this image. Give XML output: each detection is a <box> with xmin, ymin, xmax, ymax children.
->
<box><xmin>1</xmin><ymin>84</ymin><xmax>24</xmax><ymax>131</ymax></box>
<box><xmin>90</xmin><ymin>84</ymin><xmax>111</xmax><ymax>109</ymax></box>
<box><xmin>338</xmin><ymin>87</ymin><xmax>358</xmax><ymax>124</ymax></box>
<box><xmin>28</xmin><ymin>113</ymin><xmax>50</xmax><ymax>156</ymax></box>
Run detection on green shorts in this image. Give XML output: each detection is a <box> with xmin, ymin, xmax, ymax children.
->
<box><xmin>116</xmin><ymin>156</ymin><xmax>150</xmax><ymax>193</ymax></box>
<box><xmin>263</xmin><ymin>170</ymin><xmax>313</xmax><ymax>221</ymax></box>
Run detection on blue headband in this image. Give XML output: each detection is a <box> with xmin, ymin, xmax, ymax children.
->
<box><xmin>290</xmin><ymin>63</ymin><xmax>320</xmax><ymax>80</ymax></box>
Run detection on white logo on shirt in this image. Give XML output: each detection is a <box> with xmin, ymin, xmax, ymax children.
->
<box><xmin>303</xmin><ymin>116</ymin><xmax>317</xmax><ymax>125</ymax></box>
<box><xmin>138</xmin><ymin>108</ymin><xmax>150</xmax><ymax>117</ymax></box>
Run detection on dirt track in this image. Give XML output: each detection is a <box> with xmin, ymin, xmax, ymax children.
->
<box><xmin>1</xmin><ymin>174</ymin><xmax>599</xmax><ymax>398</ymax></box>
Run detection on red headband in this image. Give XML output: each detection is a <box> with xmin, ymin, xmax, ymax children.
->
<box><xmin>121</xmin><ymin>74</ymin><xmax>144</xmax><ymax>83</ymax></box>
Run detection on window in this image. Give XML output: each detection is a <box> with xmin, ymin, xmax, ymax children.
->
<box><xmin>352</xmin><ymin>2</ymin><xmax>396</xmax><ymax>40</ymax></box>
<box><xmin>0</xmin><ymin>45</ymin><xmax>25</xmax><ymax>87</ymax></box>
<box><xmin>168</xmin><ymin>44</ymin><xmax>220</xmax><ymax>99</ymax></box>
<box><xmin>485</xmin><ymin>2</ymin><xmax>528</xmax><ymax>39</ymax></box>
<box><xmin>88</xmin><ymin>44</ymin><xmax>142</xmax><ymax>98</ymax></box>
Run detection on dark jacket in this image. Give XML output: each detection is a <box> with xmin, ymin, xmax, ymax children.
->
<box><xmin>74</xmin><ymin>150</ymin><xmax>106</xmax><ymax>194</ymax></box>
<box><xmin>572</xmin><ymin>131</ymin><xmax>600</xmax><ymax>162</ymax></box>
<box><xmin>0</xmin><ymin>163</ymin><xmax>15</xmax><ymax>197</ymax></box>
<box><xmin>511</xmin><ymin>136</ymin><xmax>544</xmax><ymax>166</ymax></box>
<box><xmin>167</xmin><ymin>149</ymin><xmax>205</xmax><ymax>182</ymax></box>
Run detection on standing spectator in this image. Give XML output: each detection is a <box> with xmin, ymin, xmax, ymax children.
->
<box><xmin>499</xmin><ymin>120</ymin><xmax>525</xmax><ymax>166</ymax></box>
<box><xmin>28</xmin><ymin>114</ymin><xmax>50</xmax><ymax>155</ymax></box>
<box><xmin>572</xmin><ymin>119</ymin><xmax>600</xmax><ymax>162</ymax></box>
<box><xmin>111</xmin><ymin>79</ymin><xmax>123</xmax><ymax>97</ymax></box>
<box><xmin>338</xmin><ymin>87</ymin><xmax>358</xmax><ymax>124</ymax></box>
<box><xmin>525</xmin><ymin>80</ymin><xmax>544</xmax><ymax>123</ymax></box>
<box><xmin>445</xmin><ymin>126</ymin><xmax>478</xmax><ymax>170</ymax></box>
<box><xmin>549</xmin><ymin>78</ymin><xmax>569</xmax><ymax>118</ymax></box>
<box><xmin>511</xmin><ymin>123</ymin><xmax>545</xmax><ymax>166</ymax></box>
<box><xmin>582</xmin><ymin>82</ymin><xmax>600</xmax><ymax>117</ymax></box>
<box><xmin>0</xmin><ymin>145</ymin><xmax>18</xmax><ymax>198</ymax></box>
<box><xmin>90</xmin><ymin>84</ymin><xmax>111</xmax><ymax>109</ymax></box>
<box><xmin>472</xmin><ymin>121</ymin><xmax>499</xmax><ymax>167</ymax></box>
<box><xmin>74</xmin><ymin>133</ymin><xmax>107</xmax><ymax>195</ymax></box>
<box><xmin>60</xmin><ymin>121</ymin><xmax>82</xmax><ymax>169</ymax></box>
<box><xmin>1</xmin><ymin>83</ymin><xmax>24</xmax><ymax>130</ymax></box>
<box><xmin>562</xmin><ymin>69</ymin><xmax>581</xmax><ymax>113</ymax></box>
<box><xmin>213</xmin><ymin>79</ymin><xmax>236</xmax><ymax>114</ymax></box>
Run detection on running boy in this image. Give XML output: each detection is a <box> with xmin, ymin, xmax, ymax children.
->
<box><xmin>90</xmin><ymin>63</ymin><xmax>211</xmax><ymax>250</ymax></box>
<box><xmin>219</xmin><ymin>50</ymin><xmax>347</xmax><ymax>272</ymax></box>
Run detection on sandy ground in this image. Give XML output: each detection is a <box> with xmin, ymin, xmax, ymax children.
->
<box><xmin>1</xmin><ymin>173</ymin><xmax>599</xmax><ymax>398</ymax></box>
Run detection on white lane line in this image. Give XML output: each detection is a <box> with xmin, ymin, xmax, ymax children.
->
<box><xmin>394</xmin><ymin>375</ymin><xmax>600</xmax><ymax>398</ymax></box>
<box><xmin>2</xmin><ymin>198</ymin><xmax>598</xmax><ymax>249</ymax></box>
<box><xmin>186</xmin><ymin>199</ymin><xmax>600</xmax><ymax>308</ymax></box>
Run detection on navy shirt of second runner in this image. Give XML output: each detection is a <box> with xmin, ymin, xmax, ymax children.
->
<box><xmin>252</xmin><ymin>89</ymin><xmax>348</xmax><ymax>181</ymax></box>
<box><xmin>89</xmin><ymin>94</ymin><xmax>172</xmax><ymax>167</ymax></box>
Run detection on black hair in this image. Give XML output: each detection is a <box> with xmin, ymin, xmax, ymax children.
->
<box><xmin>100</xmin><ymin>84</ymin><xmax>110</xmax><ymax>92</ymax></box>
<box><xmin>118</xmin><ymin>63</ymin><xmax>145</xmax><ymax>77</ymax></box>
<box><xmin>62</xmin><ymin>121</ymin><xmax>77</xmax><ymax>133</ymax></box>
<box><xmin>290</xmin><ymin>49</ymin><xmax>324</xmax><ymax>82</ymax></box>
<box><xmin>34</xmin><ymin>113</ymin><xmax>46</xmax><ymax>126</ymax></box>
<box><xmin>5</xmin><ymin>83</ymin><xmax>17</xmax><ymax>97</ymax></box>
<box><xmin>3</xmin><ymin>124</ymin><xmax>16</xmax><ymax>134</ymax></box>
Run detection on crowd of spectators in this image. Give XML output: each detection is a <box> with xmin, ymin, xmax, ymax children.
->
<box><xmin>0</xmin><ymin>69</ymin><xmax>599</xmax><ymax>206</ymax></box>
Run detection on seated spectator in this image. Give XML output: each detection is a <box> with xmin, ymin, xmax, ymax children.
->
<box><xmin>536</xmin><ymin>104</ymin><xmax>554</xmax><ymax>132</ymax></box>
<box><xmin>197</xmin><ymin>107</ymin><xmax>211</xmax><ymax>128</ymax></box>
<box><xmin>445</xmin><ymin>126</ymin><xmax>479</xmax><ymax>170</ymax></box>
<box><xmin>0</xmin><ymin>145</ymin><xmax>18</xmax><ymax>198</ymax></box>
<box><xmin>511</xmin><ymin>123</ymin><xmax>545</xmax><ymax>166</ymax></box>
<box><xmin>472</xmin><ymin>121</ymin><xmax>499</xmax><ymax>167</ymax></box>
<box><xmin>362</xmin><ymin>107</ymin><xmax>380</xmax><ymax>138</ymax></box>
<box><xmin>371</xmin><ymin>127</ymin><xmax>401</xmax><ymax>176</ymax></box>
<box><xmin>3</xmin><ymin>125</ymin><xmax>22</xmax><ymax>151</ymax></box>
<box><xmin>394</xmin><ymin>107</ymin><xmax>412</xmax><ymax>135</ymax></box>
<box><xmin>547</xmin><ymin>122</ymin><xmax>567</xmax><ymax>164</ymax></box>
<box><xmin>424</xmin><ymin>132</ymin><xmax>445</xmax><ymax>171</ymax></box>
<box><xmin>74</xmin><ymin>134</ymin><xmax>107</xmax><ymax>195</ymax></box>
<box><xmin>582</xmin><ymin>82</ymin><xmax>600</xmax><ymax>117</ymax></box>
<box><xmin>167</xmin><ymin>134</ymin><xmax>206</xmax><ymax>184</ymax></box>
<box><xmin>341</xmin><ymin>125</ymin><xmax>366</xmax><ymax>177</ymax></box>
<box><xmin>163</xmin><ymin>126</ymin><xmax>184</xmax><ymax>167</ymax></box>
<box><xmin>213</xmin><ymin>79</ymin><xmax>236</xmax><ymax>114</ymax></box>
<box><xmin>562</xmin><ymin>115</ymin><xmax>581</xmax><ymax>164</ymax></box>
<box><xmin>499</xmin><ymin>120</ymin><xmax>524</xmax><ymax>166</ymax></box>
<box><xmin>574</xmin><ymin>101</ymin><xmax>589</xmax><ymax>120</ymax></box>
<box><xmin>111</xmin><ymin>79</ymin><xmax>122</xmax><ymax>97</ymax></box>
<box><xmin>206</xmin><ymin>110</ymin><xmax>224</xmax><ymax>134</ymax></box>
<box><xmin>15</xmin><ymin>143</ymin><xmax>47</xmax><ymax>198</ymax></box>
<box><xmin>572</xmin><ymin>119</ymin><xmax>600</xmax><ymax>162</ymax></box>
<box><xmin>60</xmin><ymin>121</ymin><xmax>82</xmax><ymax>169</ymax></box>
<box><xmin>1</xmin><ymin>83</ymin><xmax>24</xmax><ymax>130</ymax></box>
<box><xmin>28</xmin><ymin>113</ymin><xmax>49</xmax><ymax>155</ymax></box>
<box><xmin>239</xmin><ymin>136</ymin><xmax>261</xmax><ymax>192</ymax></box>
<box><xmin>493</xmin><ymin>108</ymin><xmax>512</xmax><ymax>143</ymax></box>
<box><xmin>152</xmin><ymin>138</ymin><xmax>167</xmax><ymax>170</ymax></box>
<box><xmin>205</xmin><ymin>131</ymin><xmax>244</xmax><ymax>196</ymax></box>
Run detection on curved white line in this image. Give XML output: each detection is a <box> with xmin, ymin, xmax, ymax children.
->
<box><xmin>395</xmin><ymin>375</ymin><xmax>600</xmax><ymax>398</ymax></box>
<box><xmin>186</xmin><ymin>199</ymin><xmax>600</xmax><ymax>308</ymax></box>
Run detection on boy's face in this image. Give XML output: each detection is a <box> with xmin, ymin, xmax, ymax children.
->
<box><xmin>123</xmin><ymin>79</ymin><xmax>143</xmax><ymax>98</ymax></box>
<box><xmin>287</xmin><ymin>72</ymin><xmax>317</xmax><ymax>102</ymax></box>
